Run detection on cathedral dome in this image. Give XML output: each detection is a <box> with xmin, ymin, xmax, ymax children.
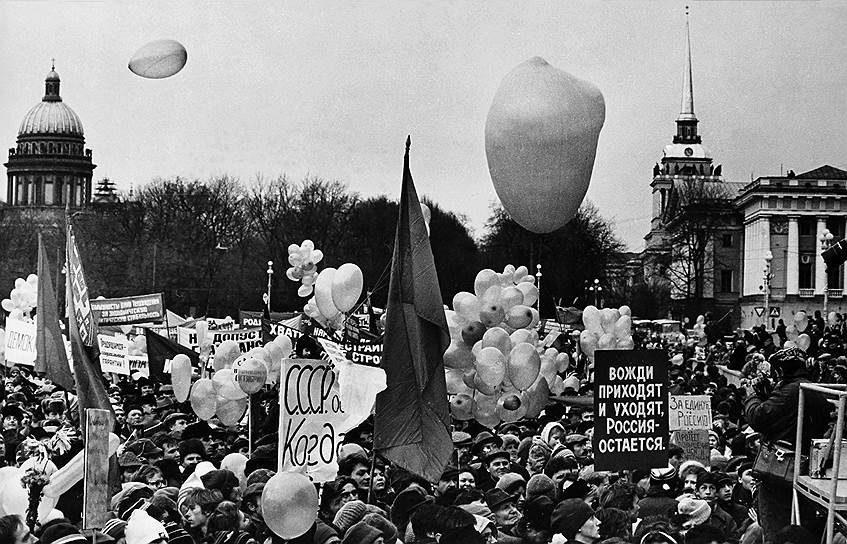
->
<box><xmin>17</xmin><ymin>66</ymin><xmax>84</xmax><ymax>137</ymax></box>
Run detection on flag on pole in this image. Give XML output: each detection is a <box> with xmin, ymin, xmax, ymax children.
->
<box><xmin>373</xmin><ymin>136</ymin><xmax>452</xmax><ymax>482</ymax></box>
<box><xmin>144</xmin><ymin>328</ymin><xmax>201</xmax><ymax>380</ymax></box>
<box><xmin>36</xmin><ymin>234</ymin><xmax>75</xmax><ymax>390</ymax></box>
<box><xmin>66</xmin><ymin>224</ymin><xmax>113</xmax><ymax>427</ymax></box>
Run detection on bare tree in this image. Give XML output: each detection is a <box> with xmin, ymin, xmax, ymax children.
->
<box><xmin>661</xmin><ymin>179</ymin><xmax>736</xmax><ymax>302</ymax></box>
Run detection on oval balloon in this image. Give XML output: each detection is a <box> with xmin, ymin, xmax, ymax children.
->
<box><xmin>505</xmin><ymin>305</ymin><xmax>534</xmax><ymax>329</ymax></box>
<box><xmin>190</xmin><ymin>378</ymin><xmax>217</xmax><ymax>420</ymax></box>
<box><xmin>516</xmin><ymin>283</ymin><xmax>539</xmax><ymax>308</ymax></box>
<box><xmin>476</xmin><ymin>347</ymin><xmax>507</xmax><ymax>387</ymax></box>
<box><xmin>474</xmin><ymin>270</ymin><xmax>499</xmax><ymax>298</ymax></box>
<box><xmin>461</xmin><ymin>321</ymin><xmax>487</xmax><ymax>347</ymax></box>
<box><xmin>314</xmin><ymin>268</ymin><xmax>341</xmax><ymax>319</ymax></box>
<box><xmin>473</xmin><ymin>393</ymin><xmax>501</xmax><ymax>429</ymax></box>
<box><xmin>213</xmin><ymin>369</ymin><xmax>247</xmax><ymax>400</ymax></box>
<box><xmin>508</xmin><ymin>342</ymin><xmax>542</xmax><ymax>390</ymax></box>
<box><xmin>331</xmin><ymin>263</ymin><xmax>364</xmax><ymax>313</ymax></box>
<box><xmin>171</xmin><ymin>354</ymin><xmax>193</xmax><ymax>402</ymax></box>
<box><xmin>265</xmin><ymin>342</ymin><xmax>285</xmax><ymax>365</ymax></box>
<box><xmin>485</xmin><ymin>56</ymin><xmax>605</xmax><ymax>233</ymax></box>
<box><xmin>262</xmin><ymin>473</ymin><xmax>319</xmax><ymax>539</ymax></box>
<box><xmin>128</xmin><ymin>39</ymin><xmax>188</xmax><ymax>79</ymax></box>
<box><xmin>450</xmin><ymin>393</ymin><xmax>475</xmax><ymax>421</ymax></box>
<box><xmin>453</xmin><ymin>292</ymin><xmax>482</xmax><ymax>323</ymax></box>
<box><xmin>216</xmin><ymin>396</ymin><xmax>248</xmax><ymax>427</ymax></box>
<box><xmin>478</xmin><ymin>303</ymin><xmax>506</xmax><ymax>328</ymax></box>
<box><xmin>248</xmin><ymin>347</ymin><xmax>271</xmax><ymax>365</ymax></box>
<box><xmin>274</xmin><ymin>334</ymin><xmax>294</xmax><ymax>358</ymax></box>
<box><xmin>443</xmin><ymin>342</ymin><xmax>475</xmax><ymax>370</ymax></box>
<box><xmin>797</xmin><ymin>333</ymin><xmax>812</xmax><ymax>352</ymax></box>
<box><xmin>214</xmin><ymin>340</ymin><xmax>241</xmax><ymax>371</ymax></box>
<box><xmin>481</xmin><ymin>327</ymin><xmax>512</xmax><ymax>356</ymax></box>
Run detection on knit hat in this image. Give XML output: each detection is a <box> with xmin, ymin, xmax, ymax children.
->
<box><xmin>334</xmin><ymin>499</ymin><xmax>369</xmax><ymax>534</ymax></box>
<box><xmin>677</xmin><ymin>497</ymin><xmax>711</xmax><ymax>528</ymax></box>
<box><xmin>245</xmin><ymin>467</ymin><xmax>276</xmax><ymax>487</ymax></box>
<box><xmin>650</xmin><ymin>465</ymin><xmax>678</xmax><ymax>491</ymax></box>
<box><xmin>245</xmin><ymin>444</ymin><xmax>277</xmax><ymax>475</ymax></box>
<box><xmin>102</xmin><ymin>519</ymin><xmax>128</xmax><ymax>540</ymax></box>
<box><xmin>40</xmin><ymin>523</ymin><xmax>87</xmax><ymax>544</ymax></box>
<box><xmin>125</xmin><ymin>509</ymin><xmax>169</xmax><ymax>544</ymax></box>
<box><xmin>362</xmin><ymin>512</ymin><xmax>399</xmax><ymax>544</ymax></box>
<box><xmin>551</xmin><ymin>498</ymin><xmax>595</xmax><ymax>539</ymax></box>
<box><xmin>119</xmin><ymin>451</ymin><xmax>144</xmax><ymax>469</ymax></box>
<box><xmin>341</xmin><ymin>521</ymin><xmax>383</xmax><ymax>544</ymax></box>
<box><xmin>495</xmin><ymin>472</ymin><xmax>526</xmax><ymax>495</ymax></box>
<box><xmin>523</xmin><ymin>495</ymin><xmax>555</xmax><ymax>532</ymax></box>
<box><xmin>678</xmin><ymin>460</ymin><xmax>706</xmax><ymax>479</ymax></box>
<box><xmin>338</xmin><ymin>443</ymin><xmax>368</xmax><ymax>462</ymax></box>
<box><xmin>244</xmin><ymin>482</ymin><xmax>266</xmax><ymax>499</ymax></box>
<box><xmin>526</xmin><ymin>473</ymin><xmax>557</xmax><ymax>502</ymax></box>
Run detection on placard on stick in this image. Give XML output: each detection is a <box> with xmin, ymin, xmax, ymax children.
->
<box><xmin>83</xmin><ymin>409</ymin><xmax>112</xmax><ymax>529</ymax></box>
<box><xmin>593</xmin><ymin>350</ymin><xmax>669</xmax><ymax>471</ymax></box>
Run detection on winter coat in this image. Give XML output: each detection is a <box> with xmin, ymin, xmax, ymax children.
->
<box><xmin>744</xmin><ymin>373</ymin><xmax>830</xmax><ymax>449</ymax></box>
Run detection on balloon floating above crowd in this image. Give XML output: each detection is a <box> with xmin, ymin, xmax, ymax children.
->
<box><xmin>485</xmin><ymin>57</ymin><xmax>605</xmax><ymax>234</ymax></box>
<box><xmin>128</xmin><ymin>39</ymin><xmax>188</xmax><ymax>79</ymax></box>
<box><xmin>1</xmin><ymin>274</ymin><xmax>38</xmax><ymax>322</ymax></box>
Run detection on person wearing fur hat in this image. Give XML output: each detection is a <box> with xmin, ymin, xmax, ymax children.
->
<box><xmin>694</xmin><ymin>471</ymin><xmax>738</xmax><ymax>540</ymax></box>
<box><xmin>2</xmin><ymin>404</ymin><xmax>25</xmax><ymax>466</ymax></box>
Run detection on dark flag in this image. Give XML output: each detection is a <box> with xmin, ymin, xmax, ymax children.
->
<box><xmin>35</xmin><ymin>234</ymin><xmax>74</xmax><ymax>390</ymax></box>
<box><xmin>373</xmin><ymin>137</ymin><xmax>452</xmax><ymax>482</ymax></box>
<box><xmin>145</xmin><ymin>328</ymin><xmax>201</xmax><ymax>380</ymax></box>
<box><xmin>66</xmin><ymin>225</ymin><xmax>113</xmax><ymax>427</ymax></box>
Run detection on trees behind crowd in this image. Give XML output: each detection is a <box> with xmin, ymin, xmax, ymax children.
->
<box><xmin>0</xmin><ymin>174</ymin><xmax>624</xmax><ymax>319</ymax></box>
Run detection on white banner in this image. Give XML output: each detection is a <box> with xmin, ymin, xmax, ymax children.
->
<box><xmin>669</xmin><ymin>395</ymin><xmax>712</xmax><ymax>431</ymax></box>
<box><xmin>97</xmin><ymin>334</ymin><xmax>130</xmax><ymax>375</ymax></box>
<box><xmin>128</xmin><ymin>355</ymin><xmax>149</xmax><ymax>378</ymax></box>
<box><xmin>4</xmin><ymin>319</ymin><xmax>37</xmax><ymax>366</ymax></box>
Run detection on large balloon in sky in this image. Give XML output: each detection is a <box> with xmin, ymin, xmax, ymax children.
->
<box><xmin>485</xmin><ymin>56</ymin><xmax>605</xmax><ymax>234</ymax></box>
<box><xmin>129</xmin><ymin>39</ymin><xmax>188</xmax><ymax>79</ymax></box>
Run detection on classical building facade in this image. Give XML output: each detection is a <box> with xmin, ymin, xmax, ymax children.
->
<box><xmin>4</xmin><ymin>64</ymin><xmax>95</xmax><ymax>207</ymax></box>
<box><xmin>641</xmin><ymin>14</ymin><xmax>846</xmax><ymax>330</ymax></box>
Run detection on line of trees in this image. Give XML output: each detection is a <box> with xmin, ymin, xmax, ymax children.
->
<box><xmin>0</xmin><ymin>174</ymin><xmax>626</xmax><ymax>320</ymax></box>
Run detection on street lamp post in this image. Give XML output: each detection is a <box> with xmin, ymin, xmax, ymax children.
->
<box><xmin>821</xmin><ymin>229</ymin><xmax>835</xmax><ymax>315</ymax></box>
<box><xmin>535</xmin><ymin>264</ymin><xmax>542</xmax><ymax>318</ymax></box>
<box><xmin>264</xmin><ymin>260</ymin><xmax>274</xmax><ymax>314</ymax></box>
<box><xmin>763</xmin><ymin>251</ymin><xmax>773</xmax><ymax>329</ymax></box>
<box><xmin>588</xmin><ymin>278</ymin><xmax>602</xmax><ymax>308</ymax></box>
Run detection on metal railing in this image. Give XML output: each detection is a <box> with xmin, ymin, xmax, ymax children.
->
<box><xmin>800</xmin><ymin>288</ymin><xmax>816</xmax><ymax>298</ymax></box>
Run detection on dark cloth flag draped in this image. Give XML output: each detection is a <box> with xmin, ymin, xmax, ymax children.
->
<box><xmin>145</xmin><ymin>328</ymin><xmax>201</xmax><ymax>380</ymax></box>
<box><xmin>35</xmin><ymin>234</ymin><xmax>75</xmax><ymax>390</ymax></box>
<box><xmin>66</xmin><ymin>225</ymin><xmax>114</xmax><ymax>427</ymax></box>
<box><xmin>374</xmin><ymin>137</ymin><xmax>452</xmax><ymax>482</ymax></box>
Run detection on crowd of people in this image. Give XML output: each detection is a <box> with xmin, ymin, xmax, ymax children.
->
<box><xmin>0</xmin><ymin>312</ymin><xmax>846</xmax><ymax>544</ymax></box>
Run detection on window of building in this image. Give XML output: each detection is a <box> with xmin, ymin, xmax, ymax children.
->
<box><xmin>721</xmin><ymin>234</ymin><xmax>733</xmax><ymax>248</ymax></box>
<box><xmin>799</xmin><ymin>256</ymin><xmax>814</xmax><ymax>289</ymax></box>
<box><xmin>799</xmin><ymin>218</ymin><xmax>814</xmax><ymax>236</ymax></box>
<box><xmin>720</xmin><ymin>270</ymin><xmax>733</xmax><ymax>292</ymax></box>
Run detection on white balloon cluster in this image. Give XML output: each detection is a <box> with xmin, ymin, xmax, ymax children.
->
<box><xmin>286</xmin><ymin>240</ymin><xmax>324</xmax><ymax>297</ymax></box>
<box><xmin>1</xmin><ymin>274</ymin><xmax>38</xmax><ymax>321</ymax></box>
<box><xmin>578</xmin><ymin>305</ymin><xmax>634</xmax><ymax>363</ymax></box>
<box><xmin>182</xmin><ymin>334</ymin><xmax>294</xmax><ymax>426</ymax></box>
<box><xmin>443</xmin><ymin>266</ymin><xmax>570</xmax><ymax>428</ymax></box>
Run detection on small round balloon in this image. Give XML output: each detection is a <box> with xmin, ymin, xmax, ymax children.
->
<box><xmin>233</xmin><ymin>357</ymin><xmax>268</xmax><ymax>395</ymax></box>
<box><xmin>262</xmin><ymin>473</ymin><xmax>319</xmax><ymax>539</ymax></box>
<box><xmin>216</xmin><ymin>396</ymin><xmax>248</xmax><ymax>426</ymax></box>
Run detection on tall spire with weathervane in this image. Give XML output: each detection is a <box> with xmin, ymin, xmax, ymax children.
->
<box><xmin>674</xmin><ymin>6</ymin><xmax>700</xmax><ymax>144</ymax></box>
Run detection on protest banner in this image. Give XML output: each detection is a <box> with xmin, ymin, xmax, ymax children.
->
<box><xmin>90</xmin><ymin>293</ymin><xmax>165</xmax><ymax>325</ymax></box>
<box><xmin>669</xmin><ymin>395</ymin><xmax>712</xmax><ymax>431</ymax></box>
<box><xmin>4</xmin><ymin>319</ymin><xmax>37</xmax><ymax>366</ymax></box>
<box><xmin>177</xmin><ymin>326</ymin><xmax>263</xmax><ymax>355</ymax></box>
<box><xmin>593</xmin><ymin>349</ymin><xmax>669</xmax><ymax>471</ymax></box>
<box><xmin>83</xmin><ymin>408</ymin><xmax>112</xmax><ymax>529</ymax></box>
<box><xmin>672</xmin><ymin>429</ymin><xmax>711</xmax><ymax>467</ymax></box>
<box><xmin>239</xmin><ymin>310</ymin><xmax>300</xmax><ymax>328</ymax></box>
<box><xmin>129</xmin><ymin>355</ymin><xmax>150</xmax><ymax>377</ymax></box>
<box><xmin>97</xmin><ymin>333</ymin><xmax>130</xmax><ymax>375</ymax></box>
<box><xmin>278</xmin><ymin>358</ymin><xmax>346</xmax><ymax>482</ymax></box>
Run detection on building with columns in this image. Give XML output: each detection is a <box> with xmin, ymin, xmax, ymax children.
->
<box><xmin>737</xmin><ymin>166</ymin><xmax>847</xmax><ymax>328</ymax></box>
<box><xmin>641</xmin><ymin>11</ymin><xmax>846</xmax><ymax>330</ymax></box>
<box><xmin>3</xmin><ymin>64</ymin><xmax>95</xmax><ymax>208</ymax></box>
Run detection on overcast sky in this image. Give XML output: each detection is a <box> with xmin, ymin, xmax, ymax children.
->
<box><xmin>2</xmin><ymin>1</ymin><xmax>845</xmax><ymax>251</ymax></box>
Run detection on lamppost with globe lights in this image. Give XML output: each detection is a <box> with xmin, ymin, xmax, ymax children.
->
<box><xmin>535</xmin><ymin>264</ymin><xmax>542</xmax><ymax>317</ymax></box>
<box><xmin>762</xmin><ymin>251</ymin><xmax>773</xmax><ymax>328</ymax></box>
<box><xmin>821</xmin><ymin>229</ymin><xmax>835</xmax><ymax>315</ymax></box>
<box><xmin>264</xmin><ymin>260</ymin><xmax>274</xmax><ymax>314</ymax></box>
<box><xmin>588</xmin><ymin>278</ymin><xmax>603</xmax><ymax>308</ymax></box>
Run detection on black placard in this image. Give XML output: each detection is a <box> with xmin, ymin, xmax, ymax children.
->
<box><xmin>593</xmin><ymin>350</ymin><xmax>669</xmax><ymax>471</ymax></box>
